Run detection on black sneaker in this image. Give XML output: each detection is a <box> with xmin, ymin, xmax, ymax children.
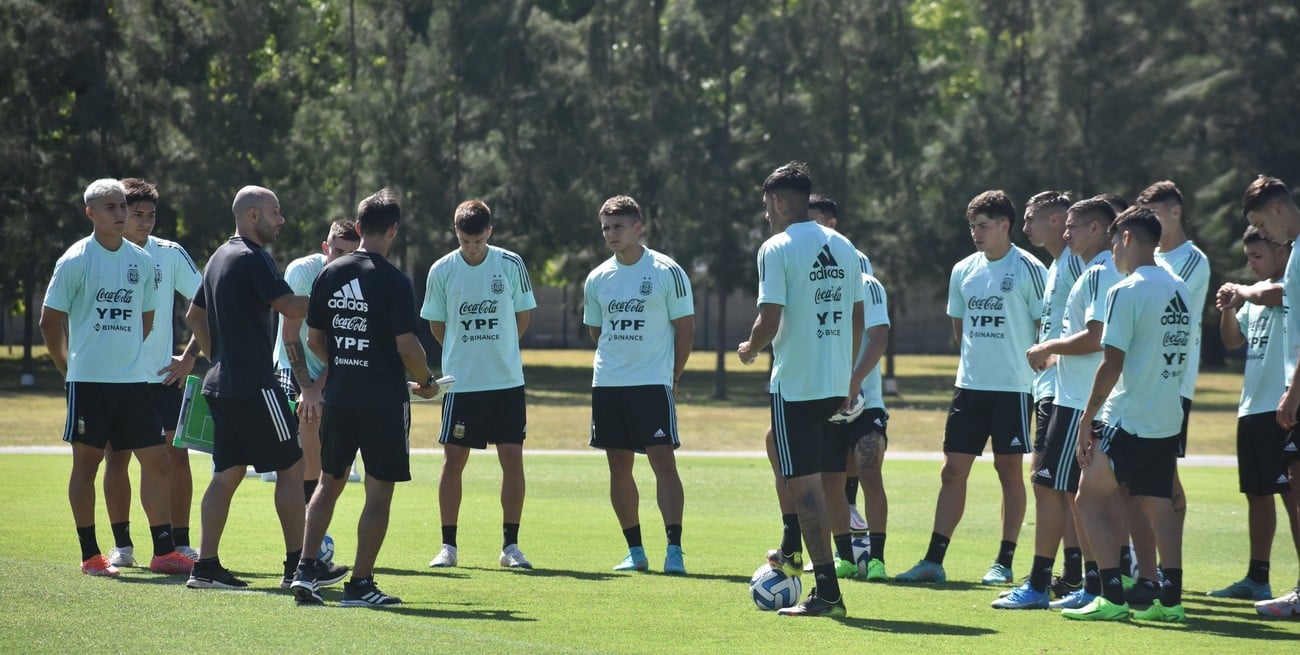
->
<box><xmin>186</xmin><ymin>564</ymin><xmax>249</xmax><ymax>590</ymax></box>
<box><xmin>289</xmin><ymin>564</ymin><xmax>324</xmax><ymax>605</ymax></box>
<box><xmin>1051</xmin><ymin>574</ymin><xmax>1083</xmax><ymax>599</ymax></box>
<box><xmin>777</xmin><ymin>588</ymin><xmax>847</xmax><ymax>617</ymax></box>
<box><xmin>282</xmin><ymin>560</ymin><xmax>349</xmax><ymax>590</ymax></box>
<box><xmin>340</xmin><ymin>578</ymin><xmax>402</xmax><ymax>608</ymax></box>
<box><xmin>1125</xmin><ymin>578</ymin><xmax>1160</xmax><ymax>606</ymax></box>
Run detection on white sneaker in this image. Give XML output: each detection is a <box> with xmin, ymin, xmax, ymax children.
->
<box><xmin>261</xmin><ymin>471</ymin><xmax>277</xmax><ymax>482</ymax></box>
<box><xmin>243</xmin><ymin>467</ymin><xmax>260</xmax><ymax>478</ymax></box>
<box><xmin>108</xmin><ymin>546</ymin><xmax>135</xmax><ymax>568</ymax></box>
<box><xmin>428</xmin><ymin>544</ymin><xmax>458</xmax><ymax>568</ymax></box>
<box><xmin>1257</xmin><ymin>587</ymin><xmax>1300</xmax><ymax>618</ymax></box>
<box><xmin>347</xmin><ymin>470</ymin><xmax>362</xmax><ymax>482</ymax></box>
<box><xmin>499</xmin><ymin>544</ymin><xmax>533</xmax><ymax>569</ymax></box>
<box><xmin>848</xmin><ymin>505</ymin><xmax>868</xmax><ymax>533</ymax></box>
<box><xmin>175</xmin><ymin>545</ymin><xmax>200</xmax><ymax>560</ymax></box>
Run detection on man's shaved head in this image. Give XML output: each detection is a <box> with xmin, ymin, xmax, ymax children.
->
<box><xmin>232</xmin><ymin>185</ymin><xmax>276</xmax><ymax>220</ymax></box>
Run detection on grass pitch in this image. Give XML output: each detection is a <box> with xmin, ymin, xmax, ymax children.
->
<box><xmin>0</xmin><ymin>453</ymin><xmax>1297</xmax><ymax>653</ymax></box>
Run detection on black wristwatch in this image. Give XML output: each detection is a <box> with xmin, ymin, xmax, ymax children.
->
<box><xmin>425</xmin><ymin>374</ymin><xmax>437</xmax><ymax>387</ymax></box>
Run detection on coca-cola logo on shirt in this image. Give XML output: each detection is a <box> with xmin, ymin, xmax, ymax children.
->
<box><xmin>814</xmin><ymin>287</ymin><xmax>843</xmax><ymax>304</ymax></box>
<box><xmin>967</xmin><ymin>296</ymin><xmax>1005</xmax><ymax>311</ymax></box>
<box><xmin>95</xmin><ymin>288</ymin><xmax>135</xmax><ymax>304</ymax></box>
<box><xmin>607</xmin><ymin>298</ymin><xmax>646</xmax><ymax>313</ymax></box>
<box><xmin>331</xmin><ymin>315</ymin><xmax>368</xmax><ymax>332</ymax></box>
<box><xmin>459</xmin><ymin>300</ymin><xmax>499</xmax><ymax>315</ymax></box>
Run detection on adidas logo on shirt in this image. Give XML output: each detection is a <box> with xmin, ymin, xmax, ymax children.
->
<box><xmin>809</xmin><ymin>244</ymin><xmax>845</xmax><ymax>281</ymax></box>
<box><xmin>329</xmin><ymin>279</ymin><xmax>369</xmax><ymax>311</ymax></box>
<box><xmin>1160</xmin><ymin>294</ymin><xmax>1190</xmax><ymax>326</ymax></box>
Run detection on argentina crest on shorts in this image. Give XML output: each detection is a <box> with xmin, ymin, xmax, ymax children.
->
<box><xmin>640</xmin><ymin>277</ymin><xmax>652</xmax><ymax>295</ymax></box>
<box><xmin>1000</xmin><ymin>275</ymin><xmax>1014</xmax><ymax>292</ymax></box>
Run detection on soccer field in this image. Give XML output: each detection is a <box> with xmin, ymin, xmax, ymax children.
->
<box><xmin>1</xmin><ymin>453</ymin><xmax>1297</xmax><ymax>653</ymax></box>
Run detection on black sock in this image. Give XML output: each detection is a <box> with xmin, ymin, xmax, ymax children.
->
<box><xmin>77</xmin><ymin>526</ymin><xmax>100</xmax><ymax>561</ymax></box>
<box><xmin>780</xmin><ymin>514</ymin><xmax>802</xmax><ymax>556</ymax></box>
<box><xmin>833</xmin><ymin>533</ymin><xmax>854</xmax><ymax>562</ymax></box>
<box><xmin>924</xmin><ymin>532</ymin><xmax>950</xmax><ymax>565</ymax></box>
<box><xmin>1248</xmin><ymin>559</ymin><xmax>1270</xmax><ymax>585</ymax></box>
<box><xmin>110</xmin><ymin>521</ymin><xmax>133</xmax><ymax>549</ymax></box>
<box><xmin>868</xmin><ymin>532</ymin><xmax>886</xmax><ymax>563</ymax></box>
<box><xmin>303</xmin><ymin>479</ymin><xmax>318</xmax><ymax>506</ymax></box>
<box><xmin>813</xmin><ymin>563</ymin><xmax>842</xmax><ymax>602</ymax></box>
<box><xmin>665</xmin><ymin>524</ymin><xmax>682</xmax><ymax>547</ymax></box>
<box><xmin>349</xmin><ymin>575</ymin><xmax>371</xmax><ymax>586</ymax></box>
<box><xmin>996</xmin><ymin>540</ymin><xmax>1017</xmax><ymax>569</ymax></box>
<box><xmin>196</xmin><ymin>556</ymin><xmax>220</xmax><ymax>571</ymax></box>
<box><xmin>503</xmin><ymin>523</ymin><xmax>520</xmax><ymax>548</ymax></box>
<box><xmin>442</xmin><ymin>525</ymin><xmax>458</xmax><ymax>548</ymax></box>
<box><xmin>845</xmin><ymin>477</ymin><xmax>860</xmax><ymax>505</ymax></box>
<box><xmin>1062</xmin><ymin>547</ymin><xmax>1083</xmax><ymax>584</ymax></box>
<box><xmin>173</xmin><ymin>527</ymin><xmax>191</xmax><ymax>548</ymax></box>
<box><xmin>1119</xmin><ymin>544</ymin><xmax>1133</xmax><ymax>575</ymax></box>
<box><xmin>1160</xmin><ymin>567</ymin><xmax>1183</xmax><ymax>607</ymax></box>
<box><xmin>1084</xmin><ymin>560</ymin><xmax>1101</xmax><ymax>596</ymax></box>
<box><xmin>285</xmin><ymin>549</ymin><xmax>303</xmax><ymax>569</ymax></box>
<box><xmin>297</xmin><ymin>556</ymin><xmax>318</xmax><ymax>571</ymax></box>
<box><xmin>1100</xmin><ymin>567</ymin><xmax>1126</xmax><ymax>605</ymax></box>
<box><xmin>622</xmin><ymin>524</ymin><xmax>642</xmax><ymax>549</ymax></box>
<box><xmin>1029</xmin><ymin>555</ymin><xmax>1054</xmax><ymax>592</ymax></box>
<box><xmin>149</xmin><ymin>524</ymin><xmax>174</xmax><ymax>557</ymax></box>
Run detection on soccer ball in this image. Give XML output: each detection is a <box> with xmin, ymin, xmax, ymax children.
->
<box><xmin>317</xmin><ymin>533</ymin><xmax>335</xmax><ymax>563</ymax></box>
<box><xmin>851</xmin><ymin>536</ymin><xmax>871</xmax><ymax>576</ymax></box>
<box><xmin>749</xmin><ymin>564</ymin><xmax>802</xmax><ymax>610</ymax></box>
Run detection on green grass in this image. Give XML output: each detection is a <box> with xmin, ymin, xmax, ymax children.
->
<box><xmin>0</xmin><ymin>348</ymin><xmax>1247</xmax><ymax>454</ymax></box>
<box><xmin>1</xmin><ymin>454</ymin><xmax>1298</xmax><ymax>653</ymax></box>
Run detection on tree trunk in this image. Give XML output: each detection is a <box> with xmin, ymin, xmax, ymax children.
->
<box><xmin>712</xmin><ymin>286</ymin><xmax>728</xmax><ymax>399</ymax></box>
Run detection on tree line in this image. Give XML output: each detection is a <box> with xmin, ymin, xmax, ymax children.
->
<box><xmin>4</xmin><ymin>0</ymin><xmax>1299</xmax><ymax>389</ymax></box>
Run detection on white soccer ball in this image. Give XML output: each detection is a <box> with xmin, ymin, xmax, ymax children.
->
<box><xmin>749</xmin><ymin>563</ymin><xmax>802</xmax><ymax>610</ymax></box>
<box><xmin>851</xmin><ymin>536</ymin><xmax>872</xmax><ymax>576</ymax></box>
<box><xmin>317</xmin><ymin>533</ymin><xmax>335</xmax><ymax>563</ymax></box>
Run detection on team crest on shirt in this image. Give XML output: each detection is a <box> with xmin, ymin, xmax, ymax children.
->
<box><xmin>154</xmin><ymin>265</ymin><xmax>163</xmax><ymax>286</ymax></box>
<box><xmin>491</xmin><ymin>275</ymin><xmax>505</xmax><ymax>295</ymax></box>
<box><xmin>127</xmin><ymin>265</ymin><xmax>140</xmax><ymax>285</ymax></box>
<box><xmin>1000</xmin><ymin>275</ymin><xmax>1014</xmax><ymax>292</ymax></box>
<box><xmin>640</xmin><ymin>277</ymin><xmax>653</xmax><ymax>295</ymax></box>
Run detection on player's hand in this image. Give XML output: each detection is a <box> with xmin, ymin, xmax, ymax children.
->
<box><xmin>411</xmin><ymin>381</ymin><xmax>438</xmax><ymax>399</ymax></box>
<box><xmin>737</xmin><ymin>341</ymin><xmax>757</xmax><ymax>365</ymax></box>
<box><xmin>1215</xmin><ymin>283</ymin><xmax>1240</xmax><ymax>311</ymax></box>
<box><xmin>298</xmin><ymin>388</ymin><xmax>324</xmax><ymax>423</ymax></box>
<box><xmin>1278</xmin><ymin>388</ymin><xmax>1300</xmax><ymax>430</ymax></box>
<box><xmin>1075</xmin><ymin>420</ymin><xmax>1094</xmax><ymax>468</ymax></box>
<box><xmin>158</xmin><ymin>353</ymin><xmax>196</xmax><ymax>387</ymax></box>
<box><xmin>1026</xmin><ymin>343</ymin><xmax>1053</xmax><ymax>371</ymax></box>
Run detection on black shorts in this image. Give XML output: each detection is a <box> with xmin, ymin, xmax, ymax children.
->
<box><xmin>1098</xmin><ymin>424</ymin><xmax>1179</xmax><ymax>499</ymax></box>
<box><xmin>1287</xmin><ymin>426</ymin><xmax>1300</xmax><ymax>464</ymax></box>
<box><xmin>590</xmin><ymin>385</ymin><xmax>679</xmax><ymax>453</ymax></box>
<box><xmin>943</xmin><ymin>388</ymin><xmax>1032</xmax><ymax>456</ymax></box>
<box><xmin>440</xmin><ymin>386</ymin><xmax>527</xmax><ymax>449</ymax></box>
<box><xmin>276</xmin><ymin>368</ymin><xmax>300</xmax><ymax>403</ymax></box>
<box><xmin>1033</xmin><ymin>398</ymin><xmax>1055</xmax><ymax>453</ymax></box>
<box><xmin>1033</xmin><ymin>405</ymin><xmax>1084</xmax><ymax>493</ymax></box>
<box><xmin>771</xmin><ymin>394</ymin><xmax>845</xmax><ymax>478</ymax></box>
<box><xmin>206</xmin><ymin>388</ymin><xmax>302</xmax><ymax>474</ymax></box>
<box><xmin>147</xmin><ymin>383</ymin><xmax>184</xmax><ymax>435</ymax></box>
<box><xmin>321</xmin><ymin>404</ymin><xmax>411</xmax><ymax>482</ymax></box>
<box><xmin>1237</xmin><ymin>413</ymin><xmax>1291</xmax><ymax>495</ymax></box>
<box><xmin>1177</xmin><ymin>396</ymin><xmax>1192</xmax><ymax>457</ymax></box>
<box><xmin>62</xmin><ymin>382</ymin><xmax>164</xmax><ymax>450</ymax></box>
<box><xmin>822</xmin><ymin>408</ymin><xmax>889</xmax><ymax>474</ymax></box>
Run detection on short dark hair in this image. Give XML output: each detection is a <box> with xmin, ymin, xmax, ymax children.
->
<box><xmin>966</xmin><ymin>190</ymin><xmax>1016</xmax><ymax>223</ymax></box>
<box><xmin>121</xmin><ymin>178</ymin><xmax>158</xmax><ymax>205</ymax></box>
<box><xmin>761</xmin><ymin>161</ymin><xmax>813</xmax><ymax>197</ymax></box>
<box><xmin>1096</xmin><ymin>193</ymin><xmax>1129</xmax><ymax>214</ymax></box>
<box><xmin>598</xmin><ymin>195</ymin><xmax>643</xmax><ymax>222</ymax></box>
<box><xmin>1026</xmin><ymin>190</ymin><xmax>1072</xmax><ymax>214</ymax></box>
<box><xmin>1242</xmin><ymin>225</ymin><xmax>1274</xmax><ymax>246</ymax></box>
<box><xmin>1137</xmin><ymin>180</ymin><xmax>1183</xmax><ymax>207</ymax></box>
<box><xmin>1242</xmin><ymin>175</ymin><xmax>1293</xmax><ymax>218</ymax></box>
<box><xmin>1067</xmin><ymin>197</ymin><xmax>1117</xmax><ymax>227</ymax></box>
<box><xmin>808</xmin><ymin>193</ymin><xmax>837</xmax><ymax>218</ymax></box>
<box><xmin>356</xmin><ymin>188</ymin><xmax>401</xmax><ymax>236</ymax></box>
<box><xmin>1108</xmin><ymin>205</ymin><xmax>1162</xmax><ymax>244</ymax></box>
<box><xmin>329</xmin><ymin>218</ymin><xmax>359</xmax><ymax>242</ymax></box>
<box><xmin>454</xmin><ymin>200</ymin><xmax>492</xmax><ymax>235</ymax></box>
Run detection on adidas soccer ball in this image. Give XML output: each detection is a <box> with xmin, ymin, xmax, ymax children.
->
<box><xmin>750</xmin><ymin>564</ymin><xmax>802</xmax><ymax>610</ymax></box>
<box><xmin>317</xmin><ymin>533</ymin><xmax>335</xmax><ymax>563</ymax></box>
<box><xmin>851</xmin><ymin>536</ymin><xmax>871</xmax><ymax>576</ymax></box>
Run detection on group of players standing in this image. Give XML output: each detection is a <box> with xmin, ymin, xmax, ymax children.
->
<box><xmin>39</xmin><ymin>166</ymin><xmax>1300</xmax><ymax>620</ymax></box>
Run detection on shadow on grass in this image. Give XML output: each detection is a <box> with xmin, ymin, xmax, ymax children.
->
<box><xmin>374</xmin><ymin>566</ymin><xmax>469</xmax><ymax>580</ymax></box>
<box><xmin>382</xmin><ymin>603</ymin><xmax>537</xmax><ymax>622</ymax></box>
<box><xmin>467</xmin><ymin>566</ymin><xmax>622</xmax><ymax>582</ymax></box>
<box><xmin>1133</xmin><ymin>615</ymin><xmax>1300</xmax><ymax>640</ymax></box>
<box><xmin>836</xmin><ymin>616</ymin><xmax>997</xmax><ymax>636</ymax></box>
<box><xmin>874</xmin><ymin>580</ymin><xmax>990</xmax><ymax>592</ymax></box>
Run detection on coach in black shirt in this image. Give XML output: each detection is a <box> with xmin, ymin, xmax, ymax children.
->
<box><xmin>288</xmin><ymin>188</ymin><xmax>437</xmax><ymax>607</ymax></box>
